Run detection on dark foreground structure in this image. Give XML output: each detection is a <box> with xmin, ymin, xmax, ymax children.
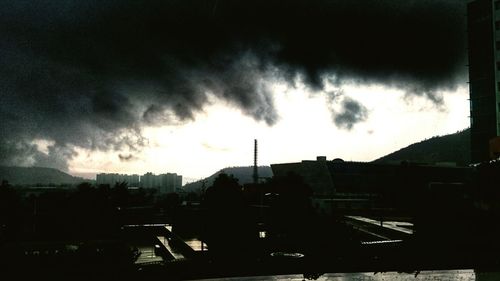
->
<box><xmin>2</xmin><ymin>159</ymin><xmax>500</xmax><ymax>280</ymax></box>
<box><xmin>468</xmin><ymin>0</ymin><xmax>500</xmax><ymax>163</ymax></box>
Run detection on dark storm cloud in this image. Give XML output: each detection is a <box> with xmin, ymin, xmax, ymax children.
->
<box><xmin>0</xmin><ymin>140</ymin><xmax>40</xmax><ymax>168</ymax></box>
<box><xmin>118</xmin><ymin>153</ymin><xmax>137</xmax><ymax>162</ymax></box>
<box><xmin>333</xmin><ymin>98</ymin><xmax>369</xmax><ymax>130</ymax></box>
<box><xmin>33</xmin><ymin>145</ymin><xmax>77</xmax><ymax>172</ymax></box>
<box><xmin>0</xmin><ymin>0</ymin><xmax>467</xmax><ymax>169</ymax></box>
<box><xmin>326</xmin><ymin>90</ymin><xmax>368</xmax><ymax>130</ymax></box>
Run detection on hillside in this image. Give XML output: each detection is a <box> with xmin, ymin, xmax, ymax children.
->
<box><xmin>183</xmin><ymin>129</ymin><xmax>472</xmax><ymax>193</ymax></box>
<box><xmin>374</xmin><ymin>129</ymin><xmax>470</xmax><ymax>166</ymax></box>
<box><xmin>0</xmin><ymin>166</ymin><xmax>90</xmax><ymax>186</ymax></box>
<box><xmin>183</xmin><ymin>166</ymin><xmax>273</xmax><ymax>193</ymax></box>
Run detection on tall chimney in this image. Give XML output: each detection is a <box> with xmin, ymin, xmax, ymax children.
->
<box><xmin>253</xmin><ymin>139</ymin><xmax>258</xmax><ymax>184</ymax></box>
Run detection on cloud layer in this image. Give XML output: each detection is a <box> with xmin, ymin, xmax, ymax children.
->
<box><xmin>0</xmin><ymin>0</ymin><xmax>467</xmax><ymax>170</ymax></box>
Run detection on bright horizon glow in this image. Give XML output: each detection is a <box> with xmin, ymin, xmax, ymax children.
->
<box><xmin>68</xmin><ymin>82</ymin><xmax>470</xmax><ymax>183</ymax></box>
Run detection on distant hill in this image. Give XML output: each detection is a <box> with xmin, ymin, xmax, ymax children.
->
<box><xmin>183</xmin><ymin>166</ymin><xmax>273</xmax><ymax>193</ymax></box>
<box><xmin>374</xmin><ymin>129</ymin><xmax>470</xmax><ymax>166</ymax></box>
<box><xmin>0</xmin><ymin>166</ymin><xmax>91</xmax><ymax>186</ymax></box>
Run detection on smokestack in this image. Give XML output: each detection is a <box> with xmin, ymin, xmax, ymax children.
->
<box><xmin>253</xmin><ymin>139</ymin><xmax>258</xmax><ymax>184</ymax></box>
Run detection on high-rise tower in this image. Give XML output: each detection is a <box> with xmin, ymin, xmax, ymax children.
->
<box><xmin>468</xmin><ymin>0</ymin><xmax>500</xmax><ymax>162</ymax></box>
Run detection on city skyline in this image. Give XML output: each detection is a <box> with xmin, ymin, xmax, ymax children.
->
<box><xmin>97</xmin><ymin>171</ymin><xmax>182</xmax><ymax>193</ymax></box>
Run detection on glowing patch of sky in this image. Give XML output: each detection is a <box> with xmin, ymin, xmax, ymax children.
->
<box><xmin>68</xmin><ymin>83</ymin><xmax>470</xmax><ymax>182</ymax></box>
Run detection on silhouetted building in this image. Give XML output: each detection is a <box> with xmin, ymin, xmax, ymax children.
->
<box><xmin>271</xmin><ymin>156</ymin><xmax>335</xmax><ymax>197</ymax></box>
<box><xmin>140</xmin><ymin>172</ymin><xmax>156</xmax><ymax>189</ymax></box>
<box><xmin>97</xmin><ymin>171</ymin><xmax>183</xmax><ymax>193</ymax></box>
<box><xmin>468</xmin><ymin>0</ymin><xmax>500</xmax><ymax>163</ymax></box>
<box><xmin>96</xmin><ymin>173</ymin><xmax>139</xmax><ymax>186</ymax></box>
<box><xmin>271</xmin><ymin>156</ymin><xmax>472</xmax><ymax>214</ymax></box>
<box><xmin>158</xmin><ymin>173</ymin><xmax>183</xmax><ymax>194</ymax></box>
<box><xmin>128</xmin><ymin>174</ymin><xmax>140</xmax><ymax>186</ymax></box>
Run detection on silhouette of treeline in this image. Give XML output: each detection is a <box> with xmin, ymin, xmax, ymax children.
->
<box><xmin>183</xmin><ymin>166</ymin><xmax>273</xmax><ymax>193</ymax></box>
<box><xmin>0</xmin><ymin>182</ymin><xmax>127</xmax><ymax>277</ymax></box>
<box><xmin>173</xmin><ymin>160</ymin><xmax>500</xmax><ymax>263</ymax></box>
<box><xmin>174</xmin><ymin>172</ymin><xmax>361</xmax><ymax>261</ymax></box>
<box><xmin>0</xmin><ymin>165</ymin><xmax>91</xmax><ymax>186</ymax></box>
<box><xmin>0</xmin><ymin>181</ymin><xmax>163</xmax><ymax>242</ymax></box>
<box><xmin>3</xmin><ymin>161</ymin><xmax>500</xmax><ymax>278</ymax></box>
<box><xmin>0</xmin><ymin>179</ymin><xmax>194</xmax><ymax>278</ymax></box>
<box><xmin>375</xmin><ymin>128</ymin><xmax>470</xmax><ymax>166</ymax></box>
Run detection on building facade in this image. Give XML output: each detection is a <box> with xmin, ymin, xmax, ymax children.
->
<box><xmin>140</xmin><ymin>172</ymin><xmax>156</xmax><ymax>189</ymax></box>
<box><xmin>96</xmin><ymin>172</ymin><xmax>182</xmax><ymax>194</ymax></box>
<box><xmin>271</xmin><ymin>156</ymin><xmax>472</xmax><ymax>215</ymax></box>
<box><xmin>96</xmin><ymin>173</ymin><xmax>140</xmax><ymax>187</ymax></box>
<box><xmin>468</xmin><ymin>0</ymin><xmax>500</xmax><ymax>162</ymax></box>
<box><xmin>158</xmin><ymin>173</ymin><xmax>183</xmax><ymax>194</ymax></box>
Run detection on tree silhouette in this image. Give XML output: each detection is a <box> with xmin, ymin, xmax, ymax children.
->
<box><xmin>202</xmin><ymin>173</ymin><xmax>252</xmax><ymax>259</ymax></box>
<box><xmin>266</xmin><ymin>172</ymin><xmax>314</xmax><ymax>251</ymax></box>
<box><xmin>112</xmin><ymin>181</ymin><xmax>129</xmax><ymax>208</ymax></box>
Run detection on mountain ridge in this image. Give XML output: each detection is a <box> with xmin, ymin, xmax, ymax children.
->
<box><xmin>0</xmin><ymin>165</ymin><xmax>90</xmax><ymax>186</ymax></box>
<box><xmin>374</xmin><ymin>128</ymin><xmax>470</xmax><ymax>166</ymax></box>
<box><xmin>182</xmin><ymin>129</ymin><xmax>472</xmax><ymax>193</ymax></box>
<box><xmin>1</xmin><ymin>129</ymin><xmax>471</xmax><ymax>188</ymax></box>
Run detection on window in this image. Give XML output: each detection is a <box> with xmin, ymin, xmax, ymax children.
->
<box><xmin>496</xmin><ymin>21</ymin><xmax>500</xmax><ymax>30</ymax></box>
<box><xmin>496</xmin><ymin>41</ymin><xmax>500</xmax><ymax>50</ymax></box>
<box><xmin>496</xmin><ymin>1</ymin><xmax>500</xmax><ymax>10</ymax></box>
<box><xmin>497</xmin><ymin>62</ymin><xmax>500</xmax><ymax>70</ymax></box>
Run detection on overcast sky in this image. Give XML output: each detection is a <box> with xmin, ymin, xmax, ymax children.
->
<box><xmin>0</xmin><ymin>0</ymin><xmax>469</xmax><ymax>181</ymax></box>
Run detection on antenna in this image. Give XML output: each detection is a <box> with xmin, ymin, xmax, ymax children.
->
<box><xmin>253</xmin><ymin>139</ymin><xmax>258</xmax><ymax>184</ymax></box>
